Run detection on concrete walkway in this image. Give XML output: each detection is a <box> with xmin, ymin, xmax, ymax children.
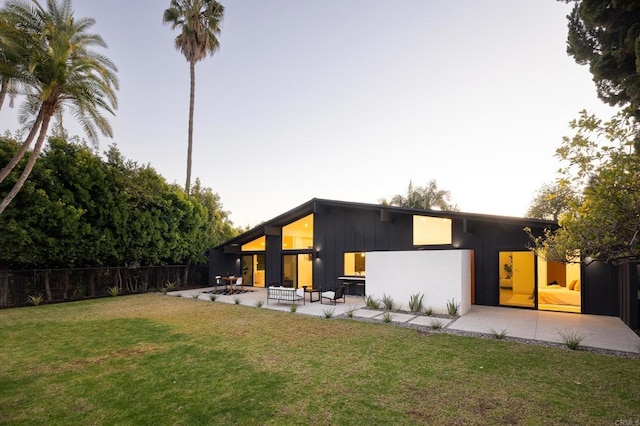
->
<box><xmin>171</xmin><ymin>287</ymin><xmax>640</xmax><ymax>355</ymax></box>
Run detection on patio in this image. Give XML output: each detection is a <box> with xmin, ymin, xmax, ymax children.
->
<box><xmin>170</xmin><ymin>287</ymin><xmax>640</xmax><ymax>355</ymax></box>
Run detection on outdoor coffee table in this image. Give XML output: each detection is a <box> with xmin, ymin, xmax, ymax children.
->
<box><xmin>304</xmin><ymin>287</ymin><xmax>321</xmax><ymax>303</ymax></box>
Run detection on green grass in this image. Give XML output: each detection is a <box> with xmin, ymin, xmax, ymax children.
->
<box><xmin>0</xmin><ymin>294</ymin><xmax>639</xmax><ymax>425</ymax></box>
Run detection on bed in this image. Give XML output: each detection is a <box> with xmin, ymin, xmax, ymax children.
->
<box><xmin>538</xmin><ymin>282</ymin><xmax>581</xmax><ymax>307</ymax></box>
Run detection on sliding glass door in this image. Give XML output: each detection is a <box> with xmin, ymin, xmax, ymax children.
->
<box><xmin>241</xmin><ymin>254</ymin><xmax>266</xmax><ymax>288</ymax></box>
<box><xmin>282</xmin><ymin>254</ymin><xmax>313</xmax><ymax>289</ymax></box>
<box><xmin>498</xmin><ymin>251</ymin><xmax>535</xmax><ymax>308</ymax></box>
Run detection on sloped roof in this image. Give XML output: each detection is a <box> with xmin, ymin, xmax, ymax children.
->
<box><xmin>214</xmin><ymin>198</ymin><xmax>557</xmax><ymax>250</ymax></box>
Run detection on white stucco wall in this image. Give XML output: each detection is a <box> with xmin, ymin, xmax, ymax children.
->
<box><xmin>366</xmin><ymin>250</ymin><xmax>471</xmax><ymax>315</ymax></box>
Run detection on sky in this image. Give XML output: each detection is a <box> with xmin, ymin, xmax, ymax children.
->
<box><xmin>0</xmin><ymin>0</ymin><xmax>619</xmax><ymax>228</ymax></box>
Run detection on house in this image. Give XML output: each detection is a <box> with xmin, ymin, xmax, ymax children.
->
<box><xmin>208</xmin><ymin>198</ymin><xmax>638</xmax><ymax>328</ymax></box>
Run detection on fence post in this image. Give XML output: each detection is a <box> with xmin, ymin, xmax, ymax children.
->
<box><xmin>0</xmin><ymin>265</ymin><xmax>8</xmax><ymax>307</ymax></box>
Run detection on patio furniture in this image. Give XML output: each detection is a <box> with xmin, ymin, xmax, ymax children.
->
<box><xmin>338</xmin><ymin>276</ymin><xmax>365</xmax><ymax>296</ymax></box>
<box><xmin>320</xmin><ymin>286</ymin><xmax>346</xmax><ymax>305</ymax></box>
<box><xmin>267</xmin><ymin>286</ymin><xmax>305</xmax><ymax>305</ymax></box>
<box><xmin>232</xmin><ymin>277</ymin><xmax>244</xmax><ymax>293</ymax></box>
<box><xmin>222</xmin><ymin>276</ymin><xmax>237</xmax><ymax>293</ymax></box>
<box><xmin>214</xmin><ymin>276</ymin><xmax>223</xmax><ymax>290</ymax></box>
<box><xmin>303</xmin><ymin>286</ymin><xmax>321</xmax><ymax>303</ymax></box>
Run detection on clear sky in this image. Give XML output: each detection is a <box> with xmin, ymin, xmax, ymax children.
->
<box><xmin>0</xmin><ymin>0</ymin><xmax>618</xmax><ymax>228</ymax></box>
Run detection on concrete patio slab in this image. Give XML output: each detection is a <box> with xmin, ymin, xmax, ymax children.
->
<box><xmin>387</xmin><ymin>312</ymin><xmax>417</xmax><ymax>323</ymax></box>
<box><xmin>448</xmin><ymin>305</ymin><xmax>640</xmax><ymax>354</ymax></box>
<box><xmin>169</xmin><ymin>288</ymin><xmax>640</xmax><ymax>355</ymax></box>
<box><xmin>353</xmin><ymin>309</ymin><xmax>383</xmax><ymax>319</ymax></box>
<box><xmin>408</xmin><ymin>316</ymin><xmax>453</xmax><ymax>328</ymax></box>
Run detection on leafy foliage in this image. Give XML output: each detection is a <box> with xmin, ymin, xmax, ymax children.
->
<box><xmin>446</xmin><ymin>298</ymin><xmax>460</xmax><ymax>316</ymax></box>
<box><xmin>562</xmin><ymin>0</ymin><xmax>640</xmax><ymax>131</ymax></box>
<box><xmin>382</xmin><ymin>179</ymin><xmax>459</xmax><ymax>211</ymax></box>
<box><xmin>408</xmin><ymin>293</ymin><xmax>424</xmax><ymax>312</ymax></box>
<box><xmin>0</xmin><ymin>136</ymin><xmax>237</xmax><ymax>269</ymax></box>
<box><xmin>526</xmin><ymin>182</ymin><xmax>580</xmax><ymax>221</ymax></box>
<box><xmin>0</xmin><ymin>0</ymin><xmax>118</xmax><ymax>213</ymax></box>
<box><xmin>528</xmin><ymin>111</ymin><xmax>640</xmax><ymax>264</ymax></box>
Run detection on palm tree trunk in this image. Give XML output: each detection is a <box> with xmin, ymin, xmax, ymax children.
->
<box><xmin>0</xmin><ymin>109</ymin><xmax>44</xmax><ymax>185</ymax></box>
<box><xmin>0</xmin><ymin>105</ymin><xmax>53</xmax><ymax>215</ymax></box>
<box><xmin>0</xmin><ymin>78</ymin><xmax>7</xmax><ymax>111</ymax></box>
<box><xmin>185</xmin><ymin>61</ymin><xmax>195</xmax><ymax>193</ymax></box>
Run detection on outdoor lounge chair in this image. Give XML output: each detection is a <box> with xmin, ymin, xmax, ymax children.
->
<box><xmin>232</xmin><ymin>277</ymin><xmax>243</xmax><ymax>293</ymax></box>
<box><xmin>320</xmin><ymin>286</ymin><xmax>346</xmax><ymax>305</ymax></box>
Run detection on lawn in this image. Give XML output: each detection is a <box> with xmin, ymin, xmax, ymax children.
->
<box><xmin>0</xmin><ymin>294</ymin><xmax>638</xmax><ymax>425</ymax></box>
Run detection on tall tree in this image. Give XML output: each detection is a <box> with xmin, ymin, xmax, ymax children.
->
<box><xmin>562</xmin><ymin>0</ymin><xmax>640</xmax><ymax>143</ymax></box>
<box><xmin>163</xmin><ymin>0</ymin><xmax>224</xmax><ymax>193</ymax></box>
<box><xmin>384</xmin><ymin>179</ymin><xmax>459</xmax><ymax>211</ymax></box>
<box><xmin>526</xmin><ymin>182</ymin><xmax>580</xmax><ymax>221</ymax></box>
<box><xmin>528</xmin><ymin>110</ymin><xmax>640</xmax><ymax>264</ymax></box>
<box><xmin>0</xmin><ymin>0</ymin><xmax>119</xmax><ymax>214</ymax></box>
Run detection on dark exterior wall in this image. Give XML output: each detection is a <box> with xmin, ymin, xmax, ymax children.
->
<box><xmin>208</xmin><ymin>249</ymin><xmax>240</xmax><ymax>285</ymax></box>
<box><xmin>618</xmin><ymin>263</ymin><xmax>638</xmax><ymax>329</ymax></box>
<box><xmin>312</xmin><ymin>204</ymin><xmax>550</xmax><ymax>295</ymax></box>
<box><xmin>313</xmin><ymin>205</ymin><xmax>414</xmax><ymax>289</ymax></box>
<box><xmin>208</xmin><ymin>200</ymin><xmax>636</xmax><ymax>326</ymax></box>
<box><xmin>583</xmin><ymin>261</ymin><xmax>619</xmax><ymax>316</ymax></box>
<box><xmin>265</xmin><ymin>234</ymin><xmax>282</xmax><ymax>286</ymax></box>
<box><xmin>467</xmin><ymin>221</ymin><xmax>548</xmax><ymax>307</ymax></box>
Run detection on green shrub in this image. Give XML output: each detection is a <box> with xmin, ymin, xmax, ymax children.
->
<box><xmin>107</xmin><ymin>286</ymin><xmax>120</xmax><ymax>297</ymax></box>
<box><xmin>255</xmin><ymin>300</ymin><xmax>264</xmax><ymax>308</ymax></box>
<box><xmin>323</xmin><ymin>308</ymin><xmax>335</xmax><ymax>318</ymax></box>
<box><xmin>210</xmin><ymin>294</ymin><xmax>218</xmax><ymax>301</ymax></box>
<box><xmin>234</xmin><ymin>297</ymin><xmax>241</xmax><ymax>305</ymax></box>
<box><xmin>364</xmin><ymin>295</ymin><xmax>379</xmax><ymax>309</ymax></box>
<box><xmin>346</xmin><ymin>306</ymin><xmax>356</xmax><ymax>318</ymax></box>
<box><xmin>446</xmin><ymin>298</ymin><xmax>460</xmax><ymax>316</ymax></box>
<box><xmin>382</xmin><ymin>312</ymin><xmax>393</xmax><ymax>323</ymax></box>
<box><xmin>191</xmin><ymin>292</ymin><xmax>200</xmax><ymax>299</ymax></box>
<box><xmin>489</xmin><ymin>328</ymin><xmax>508</xmax><ymax>339</ymax></box>
<box><xmin>424</xmin><ymin>306</ymin><xmax>433</xmax><ymax>316</ymax></box>
<box><xmin>381</xmin><ymin>293</ymin><xmax>394</xmax><ymax>310</ymax></box>
<box><xmin>559</xmin><ymin>329</ymin><xmax>585</xmax><ymax>350</ymax></box>
<box><xmin>408</xmin><ymin>293</ymin><xmax>424</xmax><ymax>312</ymax></box>
<box><xmin>28</xmin><ymin>293</ymin><xmax>44</xmax><ymax>306</ymax></box>
<box><xmin>164</xmin><ymin>281</ymin><xmax>176</xmax><ymax>292</ymax></box>
<box><xmin>429</xmin><ymin>319</ymin><xmax>443</xmax><ymax>330</ymax></box>
<box><xmin>290</xmin><ymin>304</ymin><xmax>298</xmax><ymax>313</ymax></box>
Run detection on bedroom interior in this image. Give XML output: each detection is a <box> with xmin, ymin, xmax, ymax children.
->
<box><xmin>498</xmin><ymin>251</ymin><xmax>581</xmax><ymax>313</ymax></box>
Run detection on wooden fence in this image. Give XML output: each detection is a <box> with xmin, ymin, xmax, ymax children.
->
<box><xmin>0</xmin><ymin>265</ymin><xmax>209</xmax><ymax>308</ymax></box>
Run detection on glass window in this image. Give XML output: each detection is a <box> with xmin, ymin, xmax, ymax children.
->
<box><xmin>282</xmin><ymin>253</ymin><xmax>313</xmax><ymax>288</ymax></box>
<box><xmin>344</xmin><ymin>252</ymin><xmax>366</xmax><ymax>276</ymax></box>
<box><xmin>413</xmin><ymin>215</ymin><xmax>452</xmax><ymax>245</ymax></box>
<box><xmin>282</xmin><ymin>214</ymin><xmax>314</xmax><ymax>250</ymax></box>
<box><xmin>499</xmin><ymin>251</ymin><xmax>535</xmax><ymax>308</ymax></box>
<box><xmin>242</xmin><ymin>236</ymin><xmax>265</xmax><ymax>252</ymax></box>
<box><xmin>537</xmin><ymin>256</ymin><xmax>581</xmax><ymax>313</ymax></box>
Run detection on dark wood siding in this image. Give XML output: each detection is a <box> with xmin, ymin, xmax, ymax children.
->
<box><xmin>618</xmin><ymin>263</ymin><xmax>639</xmax><ymax>329</ymax></box>
<box><xmin>583</xmin><ymin>261</ymin><xmax>619</xmax><ymax>316</ymax></box>
<box><xmin>265</xmin><ymin>234</ymin><xmax>281</xmax><ymax>286</ymax></box>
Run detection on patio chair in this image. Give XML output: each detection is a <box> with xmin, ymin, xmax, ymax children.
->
<box><xmin>232</xmin><ymin>277</ymin><xmax>244</xmax><ymax>293</ymax></box>
<box><xmin>320</xmin><ymin>286</ymin><xmax>346</xmax><ymax>305</ymax></box>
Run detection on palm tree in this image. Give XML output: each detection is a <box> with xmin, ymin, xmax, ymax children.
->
<box><xmin>163</xmin><ymin>0</ymin><xmax>224</xmax><ymax>194</ymax></box>
<box><xmin>0</xmin><ymin>0</ymin><xmax>118</xmax><ymax>215</ymax></box>
<box><xmin>389</xmin><ymin>179</ymin><xmax>459</xmax><ymax>211</ymax></box>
